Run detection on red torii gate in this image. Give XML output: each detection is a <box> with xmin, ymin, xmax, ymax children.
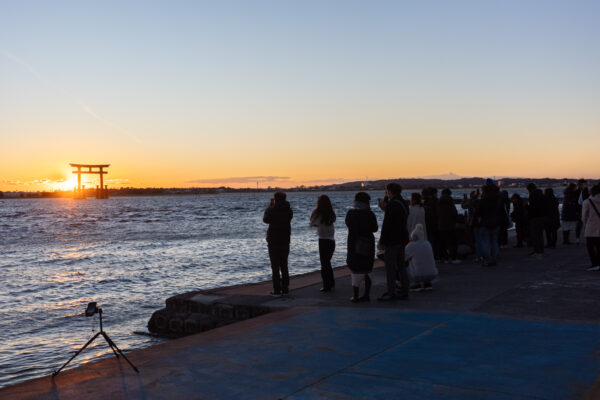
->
<box><xmin>70</xmin><ymin>163</ymin><xmax>110</xmax><ymax>199</ymax></box>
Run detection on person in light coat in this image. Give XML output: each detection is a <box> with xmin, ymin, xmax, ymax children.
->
<box><xmin>407</xmin><ymin>192</ymin><xmax>427</xmax><ymax>241</ymax></box>
<box><xmin>581</xmin><ymin>184</ymin><xmax>600</xmax><ymax>271</ymax></box>
<box><xmin>405</xmin><ymin>224</ymin><xmax>438</xmax><ymax>291</ymax></box>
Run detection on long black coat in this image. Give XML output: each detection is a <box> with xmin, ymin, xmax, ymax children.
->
<box><xmin>561</xmin><ymin>188</ymin><xmax>579</xmax><ymax>222</ymax></box>
<box><xmin>545</xmin><ymin>194</ymin><xmax>560</xmax><ymax>230</ymax></box>
<box><xmin>345</xmin><ymin>207</ymin><xmax>378</xmax><ymax>274</ymax></box>
<box><xmin>263</xmin><ymin>200</ymin><xmax>293</xmax><ymax>246</ymax></box>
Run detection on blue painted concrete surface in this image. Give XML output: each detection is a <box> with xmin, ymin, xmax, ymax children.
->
<box><xmin>152</xmin><ymin>308</ymin><xmax>599</xmax><ymax>399</ymax></box>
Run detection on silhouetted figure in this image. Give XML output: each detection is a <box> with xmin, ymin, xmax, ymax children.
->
<box><xmin>437</xmin><ymin>188</ymin><xmax>459</xmax><ymax>264</ymax></box>
<box><xmin>422</xmin><ymin>187</ymin><xmax>441</xmax><ymax>259</ymax></box>
<box><xmin>576</xmin><ymin>179</ymin><xmax>590</xmax><ymax>244</ymax></box>
<box><xmin>345</xmin><ymin>192</ymin><xmax>378</xmax><ymax>302</ymax></box>
<box><xmin>474</xmin><ymin>183</ymin><xmax>503</xmax><ymax>266</ymax></box>
<box><xmin>378</xmin><ymin>183</ymin><xmax>410</xmax><ymax>301</ymax></box>
<box><xmin>562</xmin><ymin>183</ymin><xmax>579</xmax><ymax>244</ymax></box>
<box><xmin>527</xmin><ymin>183</ymin><xmax>546</xmax><ymax>256</ymax></box>
<box><xmin>544</xmin><ymin>188</ymin><xmax>560</xmax><ymax>248</ymax></box>
<box><xmin>582</xmin><ymin>184</ymin><xmax>600</xmax><ymax>271</ymax></box>
<box><xmin>498</xmin><ymin>190</ymin><xmax>511</xmax><ymax>247</ymax></box>
<box><xmin>310</xmin><ymin>195</ymin><xmax>336</xmax><ymax>292</ymax></box>
<box><xmin>263</xmin><ymin>191</ymin><xmax>293</xmax><ymax>296</ymax></box>
<box><xmin>510</xmin><ymin>193</ymin><xmax>527</xmax><ymax>248</ymax></box>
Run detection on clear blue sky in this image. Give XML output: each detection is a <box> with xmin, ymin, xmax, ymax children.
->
<box><xmin>1</xmin><ymin>1</ymin><xmax>599</xmax><ymax>189</ymax></box>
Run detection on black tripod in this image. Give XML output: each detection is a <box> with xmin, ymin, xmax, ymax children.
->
<box><xmin>53</xmin><ymin>307</ymin><xmax>139</xmax><ymax>376</ymax></box>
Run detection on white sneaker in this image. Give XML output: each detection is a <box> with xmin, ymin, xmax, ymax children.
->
<box><xmin>586</xmin><ymin>266</ymin><xmax>600</xmax><ymax>271</ymax></box>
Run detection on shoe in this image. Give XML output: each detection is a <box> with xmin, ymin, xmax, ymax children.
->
<box><xmin>350</xmin><ymin>296</ymin><xmax>360</xmax><ymax>303</ymax></box>
<box><xmin>451</xmin><ymin>259</ymin><xmax>461</xmax><ymax>264</ymax></box>
<box><xmin>269</xmin><ymin>291</ymin><xmax>281</xmax><ymax>297</ymax></box>
<box><xmin>281</xmin><ymin>288</ymin><xmax>289</xmax><ymax>295</ymax></box>
<box><xmin>320</xmin><ymin>287</ymin><xmax>331</xmax><ymax>292</ymax></box>
<box><xmin>586</xmin><ymin>266</ymin><xmax>600</xmax><ymax>271</ymax></box>
<box><xmin>424</xmin><ymin>282</ymin><xmax>433</xmax><ymax>291</ymax></box>
<box><xmin>527</xmin><ymin>252</ymin><xmax>536</xmax><ymax>257</ymax></box>
<box><xmin>410</xmin><ymin>286</ymin><xmax>424</xmax><ymax>292</ymax></box>
<box><xmin>377</xmin><ymin>293</ymin><xmax>397</xmax><ymax>302</ymax></box>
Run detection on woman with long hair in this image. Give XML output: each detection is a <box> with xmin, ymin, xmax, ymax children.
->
<box><xmin>310</xmin><ymin>195</ymin><xmax>337</xmax><ymax>292</ymax></box>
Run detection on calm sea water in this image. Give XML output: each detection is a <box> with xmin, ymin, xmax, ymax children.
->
<box><xmin>0</xmin><ymin>189</ymin><xmax>527</xmax><ymax>387</ymax></box>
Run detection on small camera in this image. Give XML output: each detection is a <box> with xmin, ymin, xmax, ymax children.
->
<box><xmin>85</xmin><ymin>302</ymin><xmax>99</xmax><ymax>317</ymax></box>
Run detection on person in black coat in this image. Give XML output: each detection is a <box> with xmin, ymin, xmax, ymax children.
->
<box><xmin>473</xmin><ymin>183</ymin><xmax>504</xmax><ymax>266</ymax></box>
<box><xmin>527</xmin><ymin>183</ymin><xmax>546</xmax><ymax>256</ymax></box>
<box><xmin>422</xmin><ymin>187</ymin><xmax>441</xmax><ymax>259</ymax></box>
<box><xmin>562</xmin><ymin>183</ymin><xmax>579</xmax><ymax>244</ymax></box>
<box><xmin>263</xmin><ymin>191</ymin><xmax>293</xmax><ymax>296</ymax></box>
<box><xmin>377</xmin><ymin>183</ymin><xmax>410</xmax><ymax>301</ymax></box>
<box><xmin>576</xmin><ymin>179</ymin><xmax>590</xmax><ymax>243</ymax></box>
<box><xmin>510</xmin><ymin>193</ymin><xmax>527</xmax><ymax>247</ymax></box>
<box><xmin>345</xmin><ymin>192</ymin><xmax>378</xmax><ymax>302</ymax></box>
<box><xmin>544</xmin><ymin>188</ymin><xmax>560</xmax><ymax>248</ymax></box>
<box><xmin>437</xmin><ymin>188</ymin><xmax>459</xmax><ymax>263</ymax></box>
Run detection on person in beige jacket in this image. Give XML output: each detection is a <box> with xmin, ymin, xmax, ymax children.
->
<box><xmin>581</xmin><ymin>184</ymin><xmax>600</xmax><ymax>271</ymax></box>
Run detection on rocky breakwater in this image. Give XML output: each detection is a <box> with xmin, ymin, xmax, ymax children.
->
<box><xmin>148</xmin><ymin>291</ymin><xmax>272</xmax><ymax>337</ymax></box>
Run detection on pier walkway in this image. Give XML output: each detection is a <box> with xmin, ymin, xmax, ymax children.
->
<box><xmin>2</xmin><ymin>243</ymin><xmax>599</xmax><ymax>399</ymax></box>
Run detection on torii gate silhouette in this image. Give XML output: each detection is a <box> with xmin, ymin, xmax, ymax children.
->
<box><xmin>70</xmin><ymin>163</ymin><xmax>110</xmax><ymax>199</ymax></box>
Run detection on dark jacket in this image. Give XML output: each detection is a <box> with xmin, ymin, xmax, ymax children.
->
<box><xmin>379</xmin><ymin>196</ymin><xmax>409</xmax><ymax>246</ymax></box>
<box><xmin>545</xmin><ymin>194</ymin><xmax>560</xmax><ymax>230</ymax></box>
<box><xmin>437</xmin><ymin>194</ymin><xmax>458</xmax><ymax>232</ymax></box>
<box><xmin>527</xmin><ymin>189</ymin><xmax>546</xmax><ymax>219</ymax></box>
<box><xmin>263</xmin><ymin>200</ymin><xmax>293</xmax><ymax>246</ymax></box>
<box><xmin>423</xmin><ymin>196</ymin><xmax>438</xmax><ymax>237</ymax></box>
<box><xmin>510</xmin><ymin>198</ymin><xmax>527</xmax><ymax>225</ymax></box>
<box><xmin>562</xmin><ymin>188</ymin><xmax>579</xmax><ymax>222</ymax></box>
<box><xmin>345</xmin><ymin>206</ymin><xmax>378</xmax><ymax>273</ymax></box>
<box><xmin>475</xmin><ymin>190</ymin><xmax>505</xmax><ymax>229</ymax></box>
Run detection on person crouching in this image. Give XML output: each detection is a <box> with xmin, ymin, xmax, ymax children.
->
<box><xmin>405</xmin><ymin>224</ymin><xmax>439</xmax><ymax>292</ymax></box>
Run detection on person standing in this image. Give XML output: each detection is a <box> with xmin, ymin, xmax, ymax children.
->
<box><xmin>263</xmin><ymin>191</ymin><xmax>293</xmax><ymax>296</ymax></box>
<box><xmin>378</xmin><ymin>183</ymin><xmax>410</xmax><ymax>301</ymax></box>
<box><xmin>310</xmin><ymin>195</ymin><xmax>336</xmax><ymax>292</ymax></box>
<box><xmin>526</xmin><ymin>183</ymin><xmax>546</xmax><ymax>257</ymax></box>
<box><xmin>576</xmin><ymin>179</ymin><xmax>590</xmax><ymax>244</ymax></box>
<box><xmin>544</xmin><ymin>188</ymin><xmax>560</xmax><ymax>248</ymax></box>
<box><xmin>510</xmin><ymin>193</ymin><xmax>527</xmax><ymax>248</ymax></box>
<box><xmin>345</xmin><ymin>192</ymin><xmax>378</xmax><ymax>302</ymax></box>
<box><xmin>407</xmin><ymin>192</ymin><xmax>427</xmax><ymax>240</ymax></box>
<box><xmin>561</xmin><ymin>183</ymin><xmax>579</xmax><ymax>244</ymax></box>
<box><xmin>437</xmin><ymin>188</ymin><xmax>459</xmax><ymax>264</ymax></box>
<box><xmin>474</xmin><ymin>183</ymin><xmax>503</xmax><ymax>266</ymax></box>
<box><xmin>582</xmin><ymin>184</ymin><xmax>600</xmax><ymax>271</ymax></box>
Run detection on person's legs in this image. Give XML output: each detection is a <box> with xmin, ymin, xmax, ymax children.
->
<box><xmin>396</xmin><ymin>245</ymin><xmax>408</xmax><ymax>297</ymax></box>
<box><xmin>587</xmin><ymin>237</ymin><xmax>600</xmax><ymax>266</ymax></box>
<box><xmin>479</xmin><ymin>228</ymin><xmax>492</xmax><ymax>263</ymax></box>
<box><xmin>383</xmin><ymin>245</ymin><xmax>399</xmax><ymax>296</ymax></box>
<box><xmin>515</xmin><ymin>223</ymin><xmax>524</xmax><ymax>247</ymax></box>
<box><xmin>530</xmin><ymin>217</ymin><xmax>545</xmax><ymax>254</ymax></box>
<box><xmin>319</xmin><ymin>239</ymin><xmax>335</xmax><ymax>289</ymax></box>
<box><xmin>268</xmin><ymin>244</ymin><xmax>281</xmax><ymax>293</ymax></box>
<box><xmin>280</xmin><ymin>244</ymin><xmax>290</xmax><ymax>293</ymax></box>
<box><xmin>489</xmin><ymin>227</ymin><xmax>500</xmax><ymax>263</ymax></box>
<box><xmin>448</xmin><ymin>229</ymin><xmax>458</xmax><ymax>260</ymax></box>
<box><xmin>438</xmin><ymin>230</ymin><xmax>449</xmax><ymax>261</ymax></box>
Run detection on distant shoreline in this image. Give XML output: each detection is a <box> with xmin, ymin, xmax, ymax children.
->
<box><xmin>1</xmin><ymin>175</ymin><xmax>597</xmax><ymax>199</ymax></box>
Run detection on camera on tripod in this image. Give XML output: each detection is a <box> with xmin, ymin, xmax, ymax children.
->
<box><xmin>85</xmin><ymin>302</ymin><xmax>100</xmax><ymax>317</ymax></box>
<box><xmin>53</xmin><ymin>301</ymin><xmax>139</xmax><ymax>377</ymax></box>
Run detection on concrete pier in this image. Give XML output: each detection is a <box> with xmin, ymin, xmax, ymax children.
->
<box><xmin>2</xmin><ymin>242</ymin><xmax>599</xmax><ymax>399</ymax></box>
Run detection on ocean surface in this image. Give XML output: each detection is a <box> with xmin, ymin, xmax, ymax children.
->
<box><xmin>0</xmin><ymin>189</ymin><xmax>528</xmax><ymax>387</ymax></box>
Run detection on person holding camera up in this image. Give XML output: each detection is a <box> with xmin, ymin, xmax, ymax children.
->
<box><xmin>263</xmin><ymin>191</ymin><xmax>293</xmax><ymax>296</ymax></box>
<box><xmin>378</xmin><ymin>182</ymin><xmax>410</xmax><ymax>301</ymax></box>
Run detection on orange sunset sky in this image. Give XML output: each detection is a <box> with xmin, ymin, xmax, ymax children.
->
<box><xmin>1</xmin><ymin>2</ymin><xmax>599</xmax><ymax>192</ymax></box>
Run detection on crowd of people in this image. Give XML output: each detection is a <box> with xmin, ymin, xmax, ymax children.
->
<box><xmin>262</xmin><ymin>179</ymin><xmax>600</xmax><ymax>302</ymax></box>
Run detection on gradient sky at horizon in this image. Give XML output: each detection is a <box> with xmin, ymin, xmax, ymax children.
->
<box><xmin>1</xmin><ymin>1</ymin><xmax>599</xmax><ymax>191</ymax></box>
